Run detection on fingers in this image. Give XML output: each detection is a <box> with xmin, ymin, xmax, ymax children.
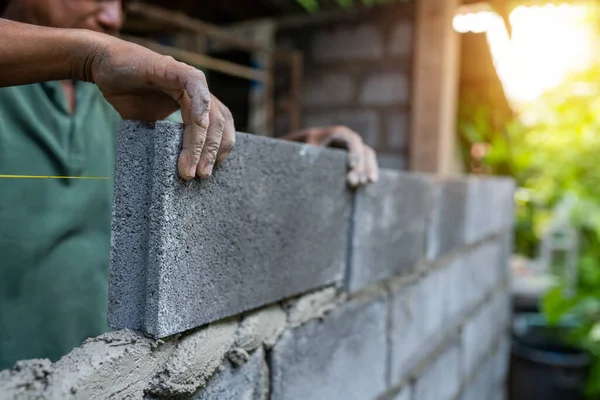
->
<box><xmin>147</xmin><ymin>57</ymin><xmax>235</xmax><ymax>180</ymax></box>
<box><xmin>148</xmin><ymin>61</ymin><xmax>211</xmax><ymax>180</ymax></box>
<box><xmin>216</xmin><ymin>99</ymin><xmax>236</xmax><ymax>163</ymax></box>
<box><xmin>196</xmin><ymin>96</ymin><xmax>235</xmax><ymax>178</ymax></box>
<box><xmin>363</xmin><ymin>145</ymin><xmax>379</xmax><ymax>183</ymax></box>
<box><xmin>326</xmin><ymin>127</ymin><xmax>367</xmax><ymax>188</ymax></box>
<box><xmin>179</xmin><ymin>68</ymin><xmax>212</xmax><ymax>179</ymax></box>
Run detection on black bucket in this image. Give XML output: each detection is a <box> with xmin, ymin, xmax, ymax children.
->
<box><xmin>509</xmin><ymin>313</ymin><xmax>591</xmax><ymax>400</ymax></box>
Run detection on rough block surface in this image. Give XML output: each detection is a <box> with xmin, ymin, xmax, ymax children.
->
<box><xmin>109</xmin><ymin>121</ymin><xmax>351</xmax><ymax>337</ymax></box>
<box><xmin>414</xmin><ymin>344</ymin><xmax>461</xmax><ymax>400</ymax></box>
<box><xmin>270</xmin><ymin>296</ymin><xmax>387</xmax><ymax>400</ymax></box>
<box><xmin>389</xmin><ymin>280</ymin><xmax>426</xmax><ymax>381</ymax></box>
<box><xmin>191</xmin><ymin>348</ymin><xmax>268</xmax><ymax>400</ymax></box>
<box><xmin>348</xmin><ymin>171</ymin><xmax>433</xmax><ymax>291</ymax></box>
<box><xmin>464</xmin><ymin>178</ymin><xmax>515</xmax><ymax>243</ymax></box>
<box><xmin>393</xmin><ymin>386</ymin><xmax>413</xmax><ymax>400</ymax></box>
<box><xmin>461</xmin><ymin>294</ymin><xmax>505</xmax><ymax>380</ymax></box>
<box><xmin>427</xmin><ymin>179</ymin><xmax>468</xmax><ymax>260</ymax></box>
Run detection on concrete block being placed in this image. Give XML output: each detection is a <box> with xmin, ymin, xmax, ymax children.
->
<box><xmin>347</xmin><ymin>170</ymin><xmax>433</xmax><ymax>291</ymax></box>
<box><xmin>270</xmin><ymin>296</ymin><xmax>388</xmax><ymax>400</ymax></box>
<box><xmin>109</xmin><ymin>121</ymin><xmax>351</xmax><ymax>338</ymax></box>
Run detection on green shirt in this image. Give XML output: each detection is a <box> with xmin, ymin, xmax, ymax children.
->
<box><xmin>0</xmin><ymin>81</ymin><xmax>121</xmax><ymax>369</ymax></box>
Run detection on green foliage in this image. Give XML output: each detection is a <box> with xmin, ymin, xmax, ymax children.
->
<box><xmin>296</xmin><ymin>0</ymin><xmax>407</xmax><ymax>12</ymax></box>
<box><xmin>458</xmin><ymin>64</ymin><xmax>600</xmax><ymax>398</ymax></box>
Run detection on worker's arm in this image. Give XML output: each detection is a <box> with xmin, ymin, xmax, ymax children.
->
<box><xmin>0</xmin><ymin>18</ymin><xmax>234</xmax><ymax>180</ymax></box>
<box><xmin>282</xmin><ymin>126</ymin><xmax>378</xmax><ymax>188</ymax></box>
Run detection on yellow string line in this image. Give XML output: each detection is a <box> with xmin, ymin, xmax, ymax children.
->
<box><xmin>0</xmin><ymin>174</ymin><xmax>112</xmax><ymax>180</ymax></box>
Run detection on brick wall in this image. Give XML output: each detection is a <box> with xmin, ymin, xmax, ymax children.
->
<box><xmin>275</xmin><ymin>2</ymin><xmax>415</xmax><ymax>170</ymax></box>
<box><xmin>0</xmin><ymin>121</ymin><xmax>515</xmax><ymax>400</ymax></box>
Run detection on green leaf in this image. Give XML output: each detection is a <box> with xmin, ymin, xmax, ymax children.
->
<box><xmin>297</xmin><ymin>0</ymin><xmax>319</xmax><ymax>12</ymax></box>
<box><xmin>586</xmin><ymin>358</ymin><xmax>600</xmax><ymax>398</ymax></box>
<box><xmin>542</xmin><ymin>285</ymin><xmax>579</xmax><ymax>324</ymax></box>
<box><xmin>335</xmin><ymin>0</ymin><xmax>355</xmax><ymax>8</ymax></box>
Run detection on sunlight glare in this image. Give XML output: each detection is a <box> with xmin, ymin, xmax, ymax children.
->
<box><xmin>453</xmin><ymin>3</ymin><xmax>596</xmax><ymax>108</ymax></box>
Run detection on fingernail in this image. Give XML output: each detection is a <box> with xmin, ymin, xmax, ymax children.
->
<box><xmin>203</xmin><ymin>164</ymin><xmax>214</xmax><ymax>177</ymax></box>
<box><xmin>217</xmin><ymin>150</ymin><xmax>231</xmax><ymax>163</ymax></box>
<box><xmin>188</xmin><ymin>165</ymin><xmax>197</xmax><ymax>179</ymax></box>
<box><xmin>348</xmin><ymin>172</ymin><xmax>360</xmax><ymax>187</ymax></box>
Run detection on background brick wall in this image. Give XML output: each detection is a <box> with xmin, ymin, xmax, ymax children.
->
<box><xmin>275</xmin><ymin>2</ymin><xmax>415</xmax><ymax>170</ymax></box>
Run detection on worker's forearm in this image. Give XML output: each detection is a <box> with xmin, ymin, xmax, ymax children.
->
<box><xmin>0</xmin><ymin>18</ymin><xmax>100</xmax><ymax>87</ymax></box>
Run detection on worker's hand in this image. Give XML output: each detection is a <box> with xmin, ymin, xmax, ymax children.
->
<box><xmin>85</xmin><ymin>35</ymin><xmax>235</xmax><ymax>179</ymax></box>
<box><xmin>282</xmin><ymin>126</ymin><xmax>378</xmax><ymax>188</ymax></box>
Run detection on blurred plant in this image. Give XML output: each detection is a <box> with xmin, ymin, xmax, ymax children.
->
<box><xmin>296</xmin><ymin>0</ymin><xmax>407</xmax><ymax>12</ymax></box>
<box><xmin>458</xmin><ymin>63</ymin><xmax>600</xmax><ymax>397</ymax></box>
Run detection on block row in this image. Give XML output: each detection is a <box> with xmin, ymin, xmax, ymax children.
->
<box><xmin>109</xmin><ymin>121</ymin><xmax>515</xmax><ymax>338</ymax></box>
<box><xmin>1</xmin><ymin>248</ymin><xmax>512</xmax><ymax>400</ymax></box>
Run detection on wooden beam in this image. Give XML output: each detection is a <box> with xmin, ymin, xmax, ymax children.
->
<box><xmin>127</xmin><ymin>2</ymin><xmax>275</xmax><ymax>54</ymax></box>
<box><xmin>121</xmin><ymin>35</ymin><xmax>268</xmax><ymax>82</ymax></box>
<box><xmin>409</xmin><ymin>0</ymin><xmax>462</xmax><ymax>175</ymax></box>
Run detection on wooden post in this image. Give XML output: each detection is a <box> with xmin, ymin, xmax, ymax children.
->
<box><xmin>289</xmin><ymin>51</ymin><xmax>304</xmax><ymax>133</ymax></box>
<box><xmin>409</xmin><ymin>0</ymin><xmax>462</xmax><ymax>175</ymax></box>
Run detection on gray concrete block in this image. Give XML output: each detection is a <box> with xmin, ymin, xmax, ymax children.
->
<box><xmin>388</xmin><ymin>21</ymin><xmax>413</xmax><ymax>57</ymax></box>
<box><xmin>270</xmin><ymin>296</ymin><xmax>388</xmax><ymax>400</ymax></box>
<box><xmin>191</xmin><ymin>347</ymin><xmax>268</xmax><ymax>400</ymax></box>
<box><xmin>491</xmin><ymin>337</ymin><xmax>510</xmax><ymax>386</ymax></box>
<box><xmin>302</xmin><ymin>110</ymin><xmax>380</xmax><ymax>149</ymax></box>
<box><xmin>446</xmin><ymin>256</ymin><xmax>468</xmax><ymax>322</ymax></box>
<box><xmin>109</xmin><ymin>121</ymin><xmax>351</xmax><ymax>338</ymax></box>
<box><xmin>499</xmin><ymin>229</ymin><xmax>514</xmax><ymax>283</ymax></box>
<box><xmin>470</xmin><ymin>241</ymin><xmax>503</xmax><ymax>306</ymax></box>
<box><xmin>464</xmin><ymin>178</ymin><xmax>515</xmax><ymax>244</ymax></box>
<box><xmin>414</xmin><ymin>344</ymin><xmax>461</xmax><ymax>400</ymax></box>
<box><xmin>378</xmin><ymin>154</ymin><xmax>406</xmax><ymax>171</ymax></box>
<box><xmin>461</xmin><ymin>297</ymin><xmax>505</xmax><ymax>380</ymax></box>
<box><xmin>393</xmin><ymin>385</ymin><xmax>412</xmax><ymax>400</ymax></box>
<box><xmin>389</xmin><ymin>271</ymin><xmax>452</xmax><ymax>383</ymax></box>
<box><xmin>426</xmin><ymin>179</ymin><xmax>469</xmax><ymax>260</ymax></box>
<box><xmin>460</xmin><ymin>339</ymin><xmax>508</xmax><ymax>400</ymax></box>
<box><xmin>347</xmin><ymin>171</ymin><xmax>433</xmax><ymax>291</ymax></box>
<box><xmin>302</xmin><ymin>72</ymin><xmax>355</xmax><ymax>107</ymax></box>
<box><xmin>311</xmin><ymin>24</ymin><xmax>384</xmax><ymax>62</ymax></box>
<box><xmin>359</xmin><ymin>73</ymin><xmax>409</xmax><ymax>106</ymax></box>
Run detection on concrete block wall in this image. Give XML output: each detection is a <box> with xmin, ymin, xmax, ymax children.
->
<box><xmin>0</xmin><ymin>121</ymin><xmax>515</xmax><ymax>400</ymax></box>
<box><xmin>275</xmin><ymin>2</ymin><xmax>414</xmax><ymax>170</ymax></box>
